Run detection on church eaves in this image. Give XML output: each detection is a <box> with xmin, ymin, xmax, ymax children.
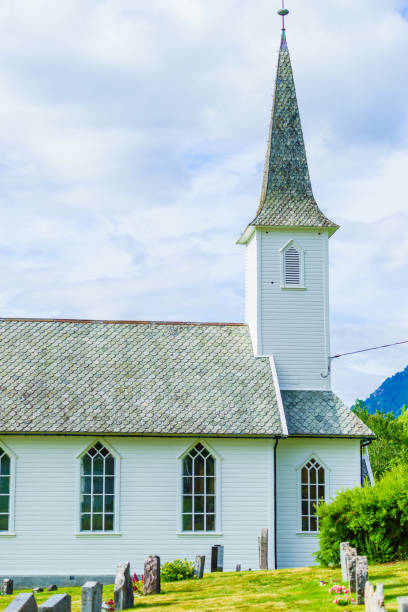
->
<box><xmin>238</xmin><ymin>31</ymin><xmax>338</xmax><ymax>244</ymax></box>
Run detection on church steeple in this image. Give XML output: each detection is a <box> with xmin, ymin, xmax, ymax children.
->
<box><xmin>238</xmin><ymin>30</ymin><xmax>338</xmax><ymax>244</ymax></box>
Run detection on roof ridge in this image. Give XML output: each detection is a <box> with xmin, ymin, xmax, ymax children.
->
<box><xmin>0</xmin><ymin>317</ymin><xmax>245</xmax><ymax>327</ymax></box>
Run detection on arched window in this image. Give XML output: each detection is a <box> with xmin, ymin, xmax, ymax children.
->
<box><xmin>300</xmin><ymin>457</ymin><xmax>325</xmax><ymax>532</ymax></box>
<box><xmin>80</xmin><ymin>442</ymin><xmax>116</xmax><ymax>532</ymax></box>
<box><xmin>182</xmin><ymin>443</ymin><xmax>215</xmax><ymax>532</ymax></box>
<box><xmin>0</xmin><ymin>446</ymin><xmax>11</xmax><ymax>532</ymax></box>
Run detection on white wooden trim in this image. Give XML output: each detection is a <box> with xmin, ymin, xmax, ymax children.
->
<box><xmin>0</xmin><ymin>438</ymin><xmax>17</xmax><ymax>535</ymax></box>
<box><xmin>256</xmin><ymin>229</ymin><xmax>263</xmax><ymax>356</ymax></box>
<box><xmin>178</xmin><ymin>439</ymin><xmax>222</xmax><ymax>535</ymax></box>
<box><xmin>76</xmin><ymin>438</ymin><xmax>121</xmax><ymax>535</ymax></box>
<box><xmin>269</xmin><ymin>357</ymin><xmax>289</xmax><ymax>436</ymax></box>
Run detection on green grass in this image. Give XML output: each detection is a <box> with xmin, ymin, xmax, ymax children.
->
<box><xmin>1</xmin><ymin>563</ymin><xmax>408</xmax><ymax>611</ymax></box>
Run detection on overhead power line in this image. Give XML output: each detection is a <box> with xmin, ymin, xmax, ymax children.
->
<box><xmin>331</xmin><ymin>339</ymin><xmax>408</xmax><ymax>360</ymax></box>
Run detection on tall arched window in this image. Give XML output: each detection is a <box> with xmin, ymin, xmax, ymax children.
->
<box><xmin>182</xmin><ymin>443</ymin><xmax>215</xmax><ymax>532</ymax></box>
<box><xmin>80</xmin><ymin>442</ymin><xmax>115</xmax><ymax>532</ymax></box>
<box><xmin>300</xmin><ymin>457</ymin><xmax>325</xmax><ymax>532</ymax></box>
<box><xmin>0</xmin><ymin>446</ymin><xmax>10</xmax><ymax>532</ymax></box>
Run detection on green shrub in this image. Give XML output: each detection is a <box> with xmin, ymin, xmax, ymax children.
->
<box><xmin>316</xmin><ymin>463</ymin><xmax>408</xmax><ymax>566</ymax></box>
<box><xmin>160</xmin><ymin>558</ymin><xmax>196</xmax><ymax>582</ymax></box>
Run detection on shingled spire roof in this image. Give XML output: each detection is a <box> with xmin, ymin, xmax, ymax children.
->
<box><xmin>238</xmin><ymin>31</ymin><xmax>338</xmax><ymax>243</ymax></box>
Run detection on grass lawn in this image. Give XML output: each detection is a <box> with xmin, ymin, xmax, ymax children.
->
<box><xmin>1</xmin><ymin>562</ymin><xmax>408</xmax><ymax>611</ymax></box>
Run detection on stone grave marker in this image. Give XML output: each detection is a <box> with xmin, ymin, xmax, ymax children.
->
<box><xmin>365</xmin><ymin>581</ymin><xmax>386</xmax><ymax>612</ymax></box>
<box><xmin>3</xmin><ymin>593</ymin><xmax>38</xmax><ymax>612</ymax></box>
<box><xmin>340</xmin><ymin>542</ymin><xmax>350</xmax><ymax>582</ymax></box>
<box><xmin>194</xmin><ymin>555</ymin><xmax>205</xmax><ymax>579</ymax></box>
<box><xmin>81</xmin><ymin>582</ymin><xmax>102</xmax><ymax>612</ymax></box>
<box><xmin>38</xmin><ymin>594</ymin><xmax>71</xmax><ymax>612</ymax></box>
<box><xmin>235</xmin><ymin>564</ymin><xmax>241</xmax><ymax>572</ymax></box>
<box><xmin>398</xmin><ymin>597</ymin><xmax>408</xmax><ymax>612</ymax></box>
<box><xmin>144</xmin><ymin>556</ymin><xmax>160</xmax><ymax>595</ymax></box>
<box><xmin>345</xmin><ymin>547</ymin><xmax>357</xmax><ymax>592</ymax></box>
<box><xmin>211</xmin><ymin>545</ymin><xmax>224</xmax><ymax>572</ymax></box>
<box><xmin>2</xmin><ymin>579</ymin><xmax>14</xmax><ymax>596</ymax></box>
<box><xmin>258</xmin><ymin>528</ymin><xmax>268</xmax><ymax>570</ymax></box>
<box><xmin>114</xmin><ymin>562</ymin><xmax>134</xmax><ymax>611</ymax></box>
<box><xmin>356</xmin><ymin>555</ymin><xmax>368</xmax><ymax>604</ymax></box>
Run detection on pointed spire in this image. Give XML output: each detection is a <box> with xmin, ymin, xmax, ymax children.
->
<box><xmin>238</xmin><ymin>31</ymin><xmax>338</xmax><ymax>243</ymax></box>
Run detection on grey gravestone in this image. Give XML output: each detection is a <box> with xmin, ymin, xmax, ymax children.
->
<box><xmin>194</xmin><ymin>556</ymin><xmax>205</xmax><ymax>579</ymax></box>
<box><xmin>114</xmin><ymin>562</ymin><xmax>134</xmax><ymax>611</ymax></box>
<box><xmin>143</xmin><ymin>556</ymin><xmax>160</xmax><ymax>596</ymax></box>
<box><xmin>2</xmin><ymin>579</ymin><xmax>14</xmax><ymax>595</ymax></box>
<box><xmin>211</xmin><ymin>545</ymin><xmax>224</xmax><ymax>572</ymax></box>
<box><xmin>32</xmin><ymin>589</ymin><xmax>43</xmax><ymax>594</ymax></box>
<box><xmin>365</xmin><ymin>581</ymin><xmax>386</xmax><ymax>612</ymax></box>
<box><xmin>365</xmin><ymin>581</ymin><xmax>375</xmax><ymax>612</ymax></box>
<box><xmin>46</xmin><ymin>587</ymin><xmax>57</xmax><ymax>592</ymax></box>
<box><xmin>38</xmin><ymin>594</ymin><xmax>71</xmax><ymax>612</ymax></box>
<box><xmin>4</xmin><ymin>594</ymin><xmax>38</xmax><ymax>612</ymax></box>
<box><xmin>258</xmin><ymin>528</ymin><xmax>268</xmax><ymax>570</ymax></box>
<box><xmin>81</xmin><ymin>582</ymin><xmax>102</xmax><ymax>612</ymax></box>
<box><xmin>340</xmin><ymin>542</ymin><xmax>350</xmax><ymax>582</ymax></box>
<box><xmin>235</xmin><ymin>565</ymin><xmax>241</xmax><ymax>572</ymax></box>
<box><xmin>398</xmin><ymin>597</ymin><xmax>408</xmax><ymax>612</ymax></box>
<box><xmin>356</xmin><ymin>556</ymin><xmax>368</xmax><ymax>605</ymax></box>
<box><xmin>346</xmin><ymin>552</ymin><xmax>357</xmax><ymax>593</ymax></box>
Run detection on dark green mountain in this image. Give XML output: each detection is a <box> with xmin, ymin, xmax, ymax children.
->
<box><xmin>365</xmin><ymin>365</ymin><xmax>408</xmax><ymax>415</ymax></box>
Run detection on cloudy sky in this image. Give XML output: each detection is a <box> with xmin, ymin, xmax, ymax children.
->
<box><xmin>0</xmin><ymin>0</ymin><xmax>408</xmax><ymax>404</ymax></box>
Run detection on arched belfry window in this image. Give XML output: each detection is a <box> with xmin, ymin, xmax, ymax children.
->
<box><xmin>182</xmin><ymin>443</ymin><xmax>216</xmax><ymax>532</ymax></box>
<box><xmin>280</xmin><ymin>240</ymin><xmax>305</xmax><ymax>288</ymax></box>
<box><xmin>300</xmin><ymin>457</ymin><xmax>326</xmax><ymax>532</ymax></box>
<box><xmin>0</xmin><ymin>446</ymin><xmax>11</xmax><ymax>532</ymax></box>
<box><xmin>80</xmin><ymin>442</ymin><xmax>116</xmax><ymax>532</ymax></box>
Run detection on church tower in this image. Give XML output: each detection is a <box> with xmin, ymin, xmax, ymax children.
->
<box><xmin>238</xmin><ymin>26</ymin><xmax>338</xmax><ymax>391</ymax></box>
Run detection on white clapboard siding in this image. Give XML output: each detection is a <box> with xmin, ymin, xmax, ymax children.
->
<box><xmin>0</xmin><ymin>436</ymin><xmax>275</xmax><ymax>576</ymax></box>
<box><xmin>245</xmin><ymin>232</ymin><xmax>258</xmax><ymax>353</ymax></box>
<box><xmin>258</xmin><ymin>228</ymin><xmax>330</xmax><ymax>390</ymax></box>
<box><xmin>276</xmin><ymin>438</ymin><xmax>361</xmax><ymax>568</ymax></box>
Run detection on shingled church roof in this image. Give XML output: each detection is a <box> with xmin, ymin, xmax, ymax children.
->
<box><xmin>238</xmin><ymin>32</ymin><xmax>338</xmax><ymax>244</ymax></box>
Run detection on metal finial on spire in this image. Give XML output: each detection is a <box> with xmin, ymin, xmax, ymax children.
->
<box><xmin>277</xmin><ymin>0</ymin><xmax>289</xmax><ymax>30</ymax></box>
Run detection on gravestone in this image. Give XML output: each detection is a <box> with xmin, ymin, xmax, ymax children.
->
<box><xmin>38</xmin><ymin>594</ymin><xmax>71</xmax><ymax>612</ymax></box>
<box><xmin>356</xmin><ymin>555</ymin><xmax>368</xmax><ymax>604</ymax></box>
<box><xmin>143</xmin><ymin>556</ymin><xmax>160</xmax><ymax>596</ymax></box>
<box><xmin>46</xmin><ymin>587</ymin><xmax>57</xmax><ymax>592</ymax></box>
<box><xmin>3</xmin><ymin>593</ymin><xmax>38</xmax><ymax>612</ymax></box>
<box><xmin>114</xmin><ymin>562</ymin><xmax>134</xmax><ymax>611</ymax></box>
<box><xmin>365</xmin><ymin>581</ymin><xmax>386</xmax><ymax>612</ymax></box>
<box><xmin>346</xmin><ymin>552</ymin><xmax>357</xmax><ymax>593</ymax></box>
<box><xmin>194</xmin><ymin>555</ymin><xmax>205</xmax><ymax>579</ymax></box>
<box><xmin>32</xmin><ymin>589</ymin><xmax>43</xmax><ymax>594</ymax></box>
<box><xmin>2</xmin><ymin>579</ymin><xmax>14</xmax><ymax>595</ymax></box>
<box><xmin>258</xmin><ymin>528</ymin><xmax>268</xmax><ymax>570</ymax></box>
<box><xmin>211</xmin><ymin>545</ymin><xmax>224</xmax><ymax>572</ymax></box>
<box><xmin>398</xmin><ymin>597</ymin><xmax>408</xmax><ymax>612</ymax></box>
<box><xmin>235</xmin><ymin>565</ymin><xmax>241</xmax><ymax>572</ymax></box>
<box><xmin>340</xmin><ymin>542</ymin><xmax>350</xmax><ymax>582</ymax></box>
<box><xmin>81</xmin><ymin>582</ymin><xmax>102</xmax><ymax>612</ymax></box>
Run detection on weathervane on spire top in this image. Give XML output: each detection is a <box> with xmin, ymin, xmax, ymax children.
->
<box><xmin>277</xmin><ymin>0</ymin><xmax>289</xmax><ymax>30</ymax></box>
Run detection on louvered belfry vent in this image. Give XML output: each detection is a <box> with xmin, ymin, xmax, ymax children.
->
<box><xmin>284</xmin><ymin>246</ymin><xmax>300</xmax><ymax>285</ymax></box>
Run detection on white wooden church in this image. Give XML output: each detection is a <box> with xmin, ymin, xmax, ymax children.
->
<box><xmin>0</xmin><ymin>24</ymin><xmax>373</xmax><ymax>586</ymax></box>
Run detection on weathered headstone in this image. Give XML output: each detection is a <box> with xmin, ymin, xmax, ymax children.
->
<box><xmin>2</xmin><ymin>579</ymin><xmax>14</xmax><ymax>595</ymax></box>
<box><xmin>114</xmin><ymin>562</ymin><xmax>134</xmax><ymax>611</ymax></box>
<box><xmin>365</xmin><ymin>581</ymin><xmax>386</xmax><ymax>612</ymax></box>
<box><xmin>38</xmin><ymin>594</ymin><xmax>71</xmax><ymax>612</ymax></box>
<box><xmin>32</xmin><ymin>589</ymin><xmax>43</xmax><ymax>594</ymax></box>
<box><xmin>3</xmin><ymin>593</ymin><xmax>38</xmax><ymax>612</ymax></box>
<box><xmin>235</xmin><ymin>564</ymin><xmax>241</xmax><ymax>572</ymax></box>
<box><xmin>81</xmin><ymin>582</ymin><xmax>102</xmax><ymax>612</ymax></box>
<box><xmin>194</xmin><ymin>555</ymin><xmax>205</xmax><ymax>579</ymax></box>
<box><xmin>211</xmin><ymin>545</ymin><xmax>224</xmax><ymax>572</ymax></box>
<box><xmin>46</xmin><ymin>586</ymin><xmax>57</xmax><ymax>592</ymax></box>
<box><xmin>258</xmin><ymin>528</ymin><xmax>268</xmax><ymax>570</ymax></box>
<box><xmin>144</xmin><ymin>556</ymin><xmax>160</xmax><ymax>595</ymax></box>
<box><xmin>340</xmin><ymin>542</ymin><xmax>350</xmax><ymax>582</ymax></box>
<box><xmin>356</xmin><ymin>555</ymin><xmax>368</xmax><ymax>604</ymax></box>
<box><xmin>346</xmin><ymin>552</ymin><xmax>357</xmax><ymax>593</ymax></box>
<box><xmin>398</xmin><ymin>597</ymin><xmax>408</xmax><ymax>612</ymax></box>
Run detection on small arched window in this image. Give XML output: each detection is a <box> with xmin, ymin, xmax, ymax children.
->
<box><xmin>182</xmin><ymin>443</ymin><xmax>215</xmax><ymax>532</ymax></box>
<box><xmin>0</xmin><ymin>446</ymin><xmax>11</xmax><ymax>532</ymax></box>
<box><xmin>80</xmin><ymin>442</ymin><xmax>115</xmax><ymax>532</ymax></box>
<box><xmin>300</xmin><ymin>457</ymin><xmax>325</xmax><ymax>532</ymax></box>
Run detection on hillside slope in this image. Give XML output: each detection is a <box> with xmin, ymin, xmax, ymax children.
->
<box><xmin>365</xmin><ymin>365</ymin><xmax>408</xmax><ymax>415</ymax></box>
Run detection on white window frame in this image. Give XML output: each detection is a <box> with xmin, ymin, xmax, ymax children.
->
<box><xmin>296</xmin><ymin>453</ymin><xmax>330</xmax><ymax>535</ymax></box>
<box><xmin>279</xmin><ymin>239</ymin><xmax>305</xmax><ymax>289</ymax></box>
<box><xmin>75</xmin><ymin>438</ymin><xmax>121</xmax><ymax>536</ymax></box>
<box><xmin>177</xmin><ymin>439</ymin><xmax>223</xmax><ymax>536</ymax></box>
<box><xmin>0</xmin><ymin>439</ymin><xmax>17</xmax><ymax>537</ymax></box>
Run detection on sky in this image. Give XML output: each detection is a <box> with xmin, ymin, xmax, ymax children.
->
<box><xmin>0</xmin><ymin>0</ymin><xmax>408</xmax><ymax>405</ymax></box>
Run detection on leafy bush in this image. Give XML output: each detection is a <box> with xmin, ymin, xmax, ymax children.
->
<box><xmin>316</xmin><ymin>463</ymin><xmax>408</xmax><ymax>566</ymax></box>
<box><xmin>160</xmin><ymin>558</ymin><xmax>195</xmax><ymax>582</ymax></box>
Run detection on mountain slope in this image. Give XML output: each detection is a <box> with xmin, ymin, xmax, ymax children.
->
<box><xmin>365</xmin><ymin>365</ymin><xmax>408</xmax><ymax>415</ymax></box>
